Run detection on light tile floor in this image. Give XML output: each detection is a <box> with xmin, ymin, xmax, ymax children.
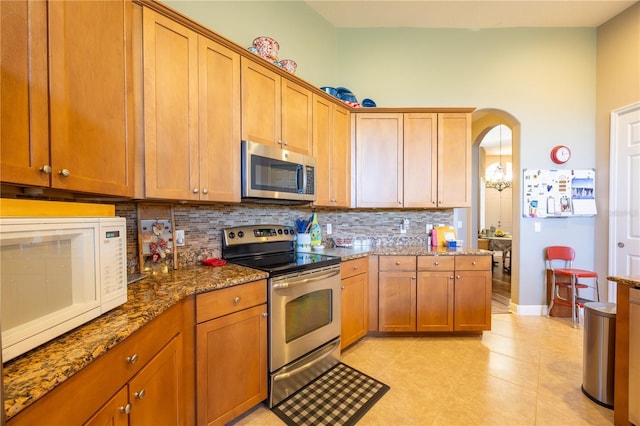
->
<box><xmin>231</xmin><ymin>313</ymin><xmax>614</xmax><ymax>425</ymax></box>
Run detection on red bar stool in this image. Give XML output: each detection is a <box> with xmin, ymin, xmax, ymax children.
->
<box><xmin>546</xmin><ymin>246</ymin><xmax>599</xmax><ymax>327</ymax></box>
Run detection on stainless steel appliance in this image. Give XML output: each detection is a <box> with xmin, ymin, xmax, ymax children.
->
<box><xmin>241</xmin><ymin>140</ymin><xmax>316</xmax><ymax>203</ymax></box>
<box><xmin>0</xmin><ymin>217</ymin><xmax>127</xmax><ymax>361</ymax></box>
<box><xmin>222</xmin><ymin>225</ymin><xmax>341</xmax><ymax>407</ymax></box>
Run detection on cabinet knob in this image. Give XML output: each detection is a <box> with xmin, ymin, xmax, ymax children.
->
<box><xmin>126</xmin><ymin>354</ymin><xmax>138</xmax><ymax>364</ymax></box>
<box><xmin>39</xmin><ymin>165</ymin><xmax>52</xmax><ymax>174</ymax></box>
<box><xmin>449</xmin><ymin>275</ymin><xmax>455</xmax><ymax>280</ymax></box>
<box><xmin>438</xmin><ymin>201</ymin><xmax>443</xmax><ymax>204</ymax></box>
<box><xmin>341</xmin><ymin>286</ymin><xmax>345</xmax><ymax>290</ymax></box>
<box><xmin>395</xmin><ymin>261</ymin><xmax>401</xmax><ymax>265</ymax></box>
<box><xmin>262</xmin><ymin>312</ymin><xmax>268</xmax><ymax>318</ymax></box>
<box><xmin>58</xmin><ymin>168</ymin><xmax>70</xmax><ymax>177</ymax></box>
<box><xmin>434</xmin><ymin>261</ymin><xmax>440</xmax><ymax>266</ymax></box>
<box><xmin>193</xmin><ymin>188</ymin><xmax>199</xmax><ymax>193</ymax></box>
<box><xmin>277</xmin><ymin>140</ymin><xmax>283</xmax><ymax>145</ymax></box>
<box><xmin>283</xmin><ymin>140</ymin><xmax>288</xmax><ymax>146</ymax></box>
<box><xmin>472</xmin><ymin>261</ymin><xmax>477</xmax><ymax>265</ymax></box>
<box><xmin>411</xmin><ymin>276</ymin><xmax>416</xmax><ymax>280</ymax></box>
<box><xmin>233</xmin><ymin>296</ymin><xmax>241</xmax><ymax>304</ymax></box>
<box><xmin>353</xmin><ymin>265</ymin><xmax>359</xmax><ymax>270</ymax></box>
<box><xmin>120</xmin><ymin>403</ymin><xmax>132</xmax><ymax>414</ymax></box>
<box><xmin>202</xmin><ymin>188</ymin><xmax>208</xmax><ymax>194</ymax></box>
<box><xmin>457</xmin><ymin>275</ymin><xmax>462</xmax><ymax>279</ymax></box>
<box><xmin>134</xmin><ymin>389</ymin><xmax>146</xmax><ymax>400</ymax></box>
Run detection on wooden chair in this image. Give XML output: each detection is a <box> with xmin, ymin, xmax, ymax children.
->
<box><xmin>546</xmin><ymin>246</ymin><xmax>599</xmax><ymax>327</ymax></box>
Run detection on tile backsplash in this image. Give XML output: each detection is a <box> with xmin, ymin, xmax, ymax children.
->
<box><xmin>116</xmin><ymin>202</ymin><xmax>453</xmax><ymax>273</ymax></box>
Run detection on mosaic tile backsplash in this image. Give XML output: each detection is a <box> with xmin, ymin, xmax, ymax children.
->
<box><xmin>116</xmin><ymin>202</ymin><xmax>453</xmax><ymax>273</ymax></box>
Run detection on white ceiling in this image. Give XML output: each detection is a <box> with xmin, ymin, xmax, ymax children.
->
<box><xmin>303</xmin><ymin>0</ymin><xmax>637</xmax><ymax>29</ymax></box>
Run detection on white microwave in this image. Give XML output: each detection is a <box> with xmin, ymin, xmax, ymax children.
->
<box><xmin>0</xmin><ymin>217</ymin><xmax>127</xmax><ymax>361</ymax></box>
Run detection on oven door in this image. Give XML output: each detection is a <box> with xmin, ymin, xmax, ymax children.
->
<box><xmin>269</xmin><ymin>264</ymin><xmax>341</xmax><ymax>372</ymax></box>
<box><xmin>241</xmin><ymin>140</ymin><xmax>316</xmax><ymax>202</ymax></box>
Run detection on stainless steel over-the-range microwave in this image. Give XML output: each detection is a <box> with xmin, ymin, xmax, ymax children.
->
<box><xmin>241</xmin><ymin>140</ymin><xmax>316</xmax><ymax>202</ymax></box>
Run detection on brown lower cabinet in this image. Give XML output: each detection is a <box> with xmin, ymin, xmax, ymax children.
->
<box><xmin>195</xmin><ymin>280</ymin><xmax>268</xmax><ymax>426</ymax></box>
<box><xmin>378</xmin><ymin>255</ymin><xmax>492</xmax><ymax>332</ymax></box>
<box><xmin>7</xmin><ymin>300</ymin><xmax>193</xmax><ymax>426</ymax></box>
<box><xmin>341</xmin><ymin>257</ymin><xmax>369</xmax><ymax>349</ymax></box>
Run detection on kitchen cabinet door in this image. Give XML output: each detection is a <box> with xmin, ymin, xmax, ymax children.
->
<box><xmin>417</xmin><ymin>271</ymin><xmax>454</xmax><ymax>332</ymax></box>
<box><xmin>437</xmin><ymin>113</ymin><xmax>472</xmax><ymax>208</ymax></box>
<box><xmin>404</xmin><ymin>113</ymin><xmax>438</xmax><ymax>208</ymax></box>
<box><xmin>198</xmin><ymin>36</ymin><xmax>241</xmax><ymax>202</ymax></box>
<box><xmin>355</xmin><ymin>113</ymin><xmax>404</xmax><ymax>208</ymax></box>
<box><xmin>0</xmin><ymin>0</ymin><xmax>49</xmax><ymax>187</ymax></box>
<box><xmin>282</xmin><ymin>79</ymin><xmax>313</xmax><ymax>155</ymax></box>
<box><xmin>378</xmin><ymin>271</ymin><xmax>416</xmax><ymax>332</ymax></box>
<box><xmin>48</xmin><ymin>0</ymin><xmax>134</xmax><ymax>196</ymax></box>
<box><xmin>313</xmin><ymin>95</ymin><xmax>351</xmax><ymax>207</ymax></box>
<box><xmin>128</xmin><ymin>334</ymin><xmax>183</xmax><ymax>425</ymax></box>
<box><xmin>453</xmin><ymin>270</ymin><xmax>492</xmax><ymax>331</ymax></box>
<box><xmin>332</xmin><ymin>104</ymin><xmax>351</xmax><ymax>207</ymax></box>
<box><xmin>196</xmin><ymin>304</ymin><xmax>268</xmax><ymax>426</ymax></box>
<box><xmin>142</xmin><ymin>8</ymin><xmax>199</xmax><ymax>200</ymax></box>
<box><xmin>241</xmin><ymin>57</ymin><xmax>281</xmax><ymax>148</ymax></box>
<box><xmin>341</xmin><ymin>258</ymin><xmax>369</xmax><ymax>349</ymax></box>
<box><xmin>83</xmin><ymin>387</ymin><xmax>129</xmax><ymax>426</ymax></box>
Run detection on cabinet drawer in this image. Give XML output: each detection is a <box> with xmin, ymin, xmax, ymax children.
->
<box><xmin>341</xmin><ymin>257</ymin><xmax>369</xmax><ymax>279</ymax></box>
<box><xmin>196</xmin><ymin>280</ymin><xmax>267</xmax><ymax>323</ymax></box>
<box><xmin>417</xmin><ymin>256</ymin><xmax>455</xmax><ymax>271</ymax></box>
<box><xmin>455</xmin><ymin>255</ymin><xmax>491</xmax><ymax>271</ymax></box>
<box><xmin>379</xmin><ymin>256</ymin><xmax>416</xmax><ymax>271</ymax></box>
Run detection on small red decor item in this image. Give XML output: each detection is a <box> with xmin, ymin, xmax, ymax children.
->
<box><xmin>202</xmin><ymin>258</ymin><xmax>227</xmax><ymax>267</ymax></box>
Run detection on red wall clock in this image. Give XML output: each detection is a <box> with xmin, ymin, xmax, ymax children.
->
<box><xmin>550</xmin><ymin>145</ymin><xmax>571</xmax><ymax>164</ymax></box>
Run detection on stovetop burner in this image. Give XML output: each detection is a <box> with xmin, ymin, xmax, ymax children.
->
<box><xmin>221</xmin><ymin>224</ymin><xmax>340</xmax><ymax>276</ymax></box>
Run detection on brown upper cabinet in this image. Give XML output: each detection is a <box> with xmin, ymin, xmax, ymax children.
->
<box><xmin>241</xmin><ymin>57</ymin><xmax>313</xmax><ymax>156</ymax></box>
<box><xmin>312</xmin><ymin>94</ymin><xmax>351</xmax><ymax>207</ymax></box>
<box><xmin>140</xmin><ymin>8</ymin><xmax>241</xmax><ymax>202</ymax></box>
<box><xmin>1</xmin><ymin>0</ymin><xmax>135</xmax><ymax>197</ymax></box>
<box><xmin>353</xmin><ymin>111</ymin><xmax>472</xmax><ymax>208</ymax></box>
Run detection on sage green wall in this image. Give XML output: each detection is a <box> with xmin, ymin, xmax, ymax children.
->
<box><xmin>164</xmin><ymin>0</ymin><xmax>339</xmax><ymax>86</ymax></box>
<box><xmin>163</xmin><ymin>1</ymin><xmax>611</xmax><ymax>310</ymax></box>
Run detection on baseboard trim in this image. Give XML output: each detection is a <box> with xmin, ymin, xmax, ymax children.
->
<box><xmin>509</xmin><ymin>303</ymin><xmax>547</xmax><ymax>316</ymax></box>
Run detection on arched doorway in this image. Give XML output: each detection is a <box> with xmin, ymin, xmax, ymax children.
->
<box><xmin>467</xmin><ymin>109</ymin><xmax>521</xmax><ymax>311</ymax></box>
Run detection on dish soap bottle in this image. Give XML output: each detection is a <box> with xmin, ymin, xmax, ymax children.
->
<box><xmin>309</xmin><ymin>213</ymin><xmax>322</xmax><ymax>246</ymax></box>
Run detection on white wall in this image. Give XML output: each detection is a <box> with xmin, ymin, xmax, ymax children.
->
<box><xmin>164</xmin><ymin>1</ymin><xmax>603</xmax><ymax>309</ymax></box>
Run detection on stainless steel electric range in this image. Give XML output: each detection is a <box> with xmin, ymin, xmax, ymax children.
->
<box><xmin>222</xmin><ymin>224</ymin><xmax>342</xmax><ymax>407</ymax></box>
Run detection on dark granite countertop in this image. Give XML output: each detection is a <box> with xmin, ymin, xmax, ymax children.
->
<box><xmin>302</xmin><ymin>246</ymin><xmax>491</xmax><ymax>258</ymax></box>
<box><xmin>2</xmin><ymin>263</ymin><xmax>268</xmax><ymax>420</ymax></box>
<box><xmin>607</xmin><ymin>275</ymin><xmax>640</xmax><ymax>287</ymax></box>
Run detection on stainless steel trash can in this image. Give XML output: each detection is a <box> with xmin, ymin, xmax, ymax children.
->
<box><xmin>582</xmin><ymin>302</ymin><xmax>616</xmax><ymax>409</ymax></box>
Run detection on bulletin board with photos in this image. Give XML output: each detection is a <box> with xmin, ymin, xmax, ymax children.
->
<box><xmin>523</xmin><ymin>169</ymin><xmax>597</xmax><ymax>218</ymax></box>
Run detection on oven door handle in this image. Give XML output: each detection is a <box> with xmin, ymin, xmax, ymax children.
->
<box><xmin>272</xmin><ymin>338</ymin><xmax>340</xmax><ymax>382</ymax></box>
<box><xmin>272</xmin><ymin>269</ymin><xmax>340</xmax><ymax>289</ymax></box>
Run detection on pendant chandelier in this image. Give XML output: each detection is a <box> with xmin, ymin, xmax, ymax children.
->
<box><xmin>485</xmin><ymin>125</ymin><xmax>512</xmax><ymax>192</ymax></box>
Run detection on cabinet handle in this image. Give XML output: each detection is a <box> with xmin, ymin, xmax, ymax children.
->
<box><xmin>411</xmin><ymin>276</ymin><xmax>416</xmax><ymax>280</ymax></box>
<box><xmin>202</xmin><ymin>188</ymin><xmax>208</xmax><ymax>194</ymax></box>
<box><xmin>58</xmin><ymin>168</ymin><xmax>70</xmax><ymax>177</ymax></box>
<box><xmin>283</xmin><ymin>140</ymin><xmax>288</xmax><ymax>146</ymax></box>
<box><xmin>395</xmin><ymin>261</ymin><xmax>401</xmax><ymax>265</ymax></box>
<box><xmin>353</xmin><ymin>265</ymin><xmax>359</xmax><ymax>270</ymax></box>
<box><xmin>434</xmin><ymin>261</ymin><xmax>440</xmax><ymax>266</ymax></box>
<box><xmin>341</xmin><ymin>286</ymin><xmax>345</xmax><ymax>290</ymax></box>
<box><xmin>457</xmin><ymin>275</ymin><xmax>462</xmax><ymax>279</ymax></box>
<box><xmin>449</xmin><ymin>275</ymin><xmax>455</xmax><ymax>280</ymax></box>
<box><xmin>126</xmin><ymin>354</ymin><xmax>138</xmax><ymax>364</ymax></box>
<box><xmin>262</xmin><ymin>312</ymin><xmax>268</xmax><ymax>318</ymax></box>
<box><xmin>277</xmin><ymin>140</ymin><xmax>283</xmax><ymax>145</ymax></box>
<box><xmin>134</xmin><ymin>389</ymin><xmax>146</xmax><ymax>400</ymax></box>
<box><xmin>233</xmin><ymin>296</ymin><xmax>241</xmax><ymax>304</ymax></box>
<box><xmin>120</xmin><ymin>403</ymin><xmax>131</xmax><ymax>414</ymax></box>
<box><xmin>39</xmin><ymin>165</ymin><xmax>52</xmax><ymax>174</ymax></box>
<box><xmin>193</xmin><ymin>188</ymin><xmax>199</xmax><ymax>193</ymax></box>
<box><xmin>472</xmin><ymin>261</ymin><xmax>477</xmax><ymax>265</ymax></box>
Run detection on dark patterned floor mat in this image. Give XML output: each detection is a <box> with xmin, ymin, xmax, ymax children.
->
<box><xmin>271</xmin><ymin>363</ymin><xmax>390</xmax><ymax>426</ymax></box>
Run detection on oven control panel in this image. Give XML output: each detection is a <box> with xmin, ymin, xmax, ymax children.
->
<box><xmin>222</xmin><ymin>225</ymin><xmax>296</xmax><ymax>246</ymax></box>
